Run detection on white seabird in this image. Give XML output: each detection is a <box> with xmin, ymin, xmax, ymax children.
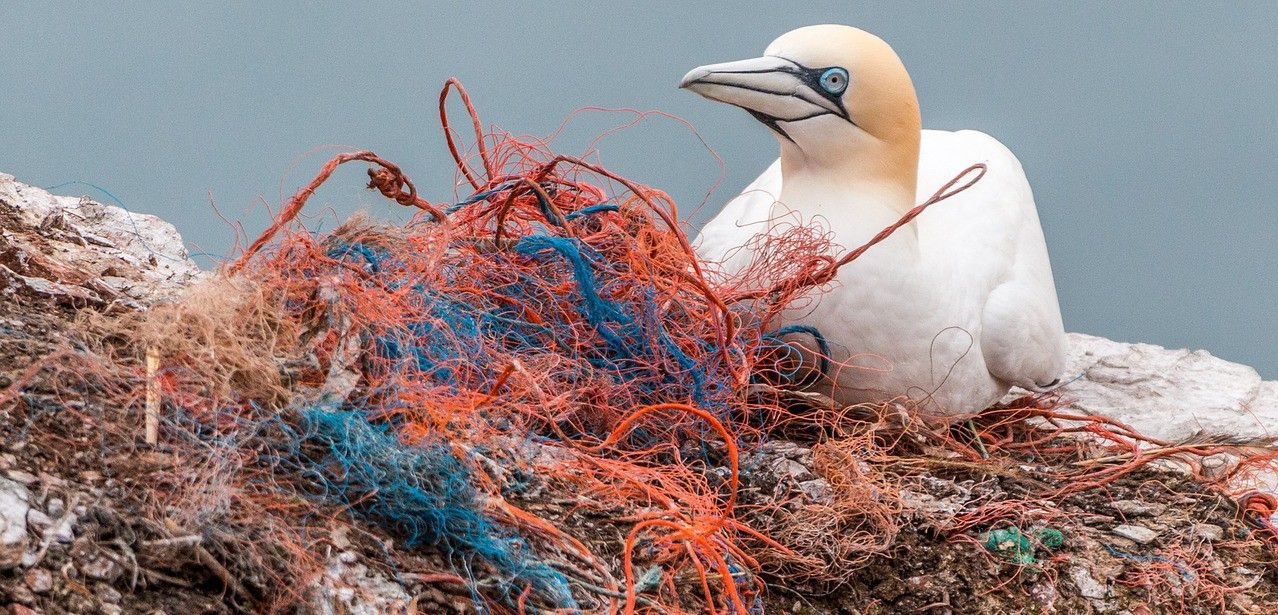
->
<box><xmin>682</xmin><ymin>24</ymin><xmax>1066</xmax><ymax>417</ymax></box>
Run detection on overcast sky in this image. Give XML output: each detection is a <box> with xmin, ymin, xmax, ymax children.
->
<box><xmin>2</xmin><ymin>2</ymin><xmax>1275</xmax><ymax>376</ymax></box>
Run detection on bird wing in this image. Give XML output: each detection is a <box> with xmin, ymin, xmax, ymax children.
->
<box><xmin>917</xmin><ymin>129</ymin><xmax>1066</xmax><ymax>389</ymax></box>
<box><xmin>693</xmin><ymin>159</ymin><xmax>782</xmax><ymax>280</ymax></box>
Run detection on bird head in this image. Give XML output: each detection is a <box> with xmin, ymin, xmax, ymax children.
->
<box><xmin>681</xmin><ymin>25</ymin><xmax>920</xmax><ymax>185</ymax></box>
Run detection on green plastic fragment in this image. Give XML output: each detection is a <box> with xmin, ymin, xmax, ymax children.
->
<box><xmin>981</xmin><ymin>526</ymin><xmax>1065</xmax><ymax>565</ymax></box>
<box><xmin>1035</xmin><ymin>527</ymin><xmax>1065</xmax><ymax>550</ymax></box>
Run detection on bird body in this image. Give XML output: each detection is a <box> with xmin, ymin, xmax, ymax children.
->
<box><xmin>683</xmin><ymin>25</ymin><xmax>1065</xmax><ymax>417</ymax></box>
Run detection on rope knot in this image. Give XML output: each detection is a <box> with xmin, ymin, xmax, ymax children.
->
<box><xmin>1240</xmin><ymin>491</ymin><xmax>1277</xmax><ymax>519</ymax></box>
<box><xmin>1238</xmin><ymin>491</ymin><xmax>1278</xmax><ymax>543</ymax></box>
<box><xmin>367</xmin><ymin>167</ymin><xmax>416</xmax><ymax>207</ymax></box>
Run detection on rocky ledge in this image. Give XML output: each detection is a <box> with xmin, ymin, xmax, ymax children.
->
<box><xmin>0</xmin><ymin>174</ymin><xmax>1274</xmax><ymax>614</ymax></box>
<box><xmin>0</xmin><ymin>174</ymin><xmax>200</xmax><ymax>307</ymax></box>
<box><xmin>1065</xmin><ymin>332</ymin><xmax>1277</xmax><ymax>444</ymax></box>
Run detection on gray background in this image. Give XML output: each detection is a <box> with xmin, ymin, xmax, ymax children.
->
<box><xmin>2</xmin><ymin>2</ymin><xmax>1275</xmax><ymax>376</ymax></box>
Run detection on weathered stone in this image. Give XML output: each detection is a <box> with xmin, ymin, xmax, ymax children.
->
<box><xmin>1030</xmin><ymin>579</ymin><xmax>1057</xmax><ymax>607</ymax></box>
<box><xmin>25</xmin><ymin>507</ymin><xmax>52</xmax><ymax>530</ymax></box>
<box><xmin>6</xmin><ymin>470</ymin><xmax>38</xmax><ymax>486</ymax></box>
<box><xmin>0</xmin><ymin>476</ymin><xmax>30</xmax><ymax>569</ymax></box>
<box><xmin>81</xmin><ymin>554</ymin><xmax>123</xmax><ymax>582</ymax></box>
<box><xmin>769</xmin><ymin>457</ymin><xmax>814</xmax><ymax>482</ymax></box>
<box><xmin>49</xmin><ymin>512</ymin><xmax>76</xmax><ymax>543</ymax></box>
<box><xmin>24</xmin><ymin>567</ymin><xmax>53</xmax><ymax>594</ymax></box>
<box><xmin>797</xmin><ymin>479</ymin><xmax>832</xmax><ymax>504</ymax></box>
<box><xmin>1189</xmin><ymin>523</ymin><xmax>1224</xmax><ymax>542</ymax></box>
<box><xmin>45</xmin><ymin>497</ymin><xmax>64</xmax><ymax>518</ymax></box>
<box><xmin>1062</xmin><ymin>333</ymin><xmax>1278</xmax><ymax>444</ymax></box>
<box><xmin>1069</xmin><ymin>564</ymin><xmax>1109</xmax><ymax>600</ymax></box>
<box><xmin>1109</xmin><ymin>499</ymin><xmax>1166</xmax><ymax>518</ymax></box>
<box><xmin>0</xmin><ymin>173</ymin><xmax>202</xmax><ymax>304</ymax></box>
<box><xmin>310</xmin><ymin>553</ymin><xmax>414</xmax><ymax>615</ymax></box>
<box><xmin>97</xmin><ymin>583</ymin><xmax>123</xmax><ymax>604</ymax></box>
<box><xmin>1111</xmin><ymin>524</ymin><xmax>1158</xmax><ymax>544</ymax></box>
<box><xmin>1053</xmin><ymin>333</ymin><xmax>1278</xmax><ymax>496</ymax></box>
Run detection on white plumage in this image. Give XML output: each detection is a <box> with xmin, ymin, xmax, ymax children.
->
<box><xmin>683</xmin><ymin>25</ymin><xmax>1066</xmax><ymax>417</ymax></box>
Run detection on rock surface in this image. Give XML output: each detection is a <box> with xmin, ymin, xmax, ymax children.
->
<box><xmin>311</xmin><ymin>552</ymin><xmax>414</xmax><ymax>615</ymax></box>
<box><xmin>0</xmin><ymin>477</ymin><xmax>29</xmax><ymax>570</ymax></box>
<box><xmin>1063</xmin><ymin>332</ymin><xmax>1278</xmax><ymax>443</ymax></box>
<box><xmin>1062</xmin><ymin>332</ymin><xmax>1278</xmax><ymax>493</ymax></box>
<box><xmin>0</xmin><ymin>173</ymin><xmax>201</xmax><ymax>306</ymax></box>
<box><xmin>1110</xmin><ymin>524</ymin><xmax>1158</xmax><ymax>545</ymax></box>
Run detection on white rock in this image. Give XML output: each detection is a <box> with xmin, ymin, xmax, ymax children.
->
<box><xmin>49</xmin><ymin>512</ymin><xmax>77</xmax><ymax>543</ymax></box>
<box><xmin>81</xmin><ymin>554</ymin><xmax>122</xmax><ymax>581</ymax></box>
<box><xmin>1111</xmin><ymin>524</ymin><xmax>1158</xmax><ymax>545</ymax></box>
<box><xmin>1069</xmin><ymin>564</ymin><xmax>1109</xmax><ymax>600</ymax></box>
<box><xmin>1062</xmin><ymin>333</ymin><xmax>1278</xmax><ymax>443</ymax></box>
<box><xmin>0</xmin><ymin>173</ymin><xmax>202</xmax><ymax>303</ymax></box>
<box><xmin>1058</xmin><ymin>333</ymin><xmax>1278</xmax><ymax>495</ymax></box>
<box><xmin>798</xmin><ymin>479</ymin><xmax>832</xmax><ymax>504</ymax></box>
<box><xmin>310</xmin><ymin>553</ymin><xmax>413</xmax><ymax>615</ymax></box>
<box><xmin>45</xmin><ymin>497</ymin><xmax>64</xmax><ymax>519</ymax></box>
<box><xmin>6</xmin><ymin>470</ymin><xmax>38</xmax><ymax>486</ymax></box>
<box><xmin>24</xmin><ymin>567</ymin><xmax>53</xmax><ymax>593</ymax></box>
<box><xmin>1109</xmin><ymin>500</ymin><xmax>1166</xmax><ymax>518</ymax></box>
<box><xmin>1189</xmin><ymin>523</ymin><xmax>1224</xmax><ymax>542</ymax></box>
<box><xmin>25</xmin><ymin>508</ymin><xmax>52</xmax><ymax>530</ymax></box>
<box><xmin>98</xmin><ymin>584</ymin><xmax>123</xmax><ymax>604</ymax></box>
<box><xmin>0</xmin><ymin>477</ymin><xmax>30</xmax><ymax>569</ymax></box>
<box><xmin>770</xmin><ymin>457</ymin><xmax>814</xmax><ymax>482</ymax></box>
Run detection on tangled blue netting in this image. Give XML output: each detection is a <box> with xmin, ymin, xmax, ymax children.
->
<box><xmin>295</xmin><ymin>406</ymin><xmax>576</xmax><ymax>608</ymax></box>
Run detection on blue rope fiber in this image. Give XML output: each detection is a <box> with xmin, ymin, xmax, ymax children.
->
<box><xmin>292</xmin><ymin>406</ymin><xmax>577</xmax><ymax>609</ymax></box>
<box><xmin>445</xmin><ymin>181</ymin><xmax>520</xmax><ymax>214</ymax></box>
<box><xmin>769</xmin><ymin>324</ymin><xmax>832</xmax><ymax>377</ymax></box>
<box><xmin>512</xmin><ymin>234</ymin><xmax>728</xmax><ymax>411</ymax></box>
<box><xmin>564</xmin><ymin>203</ymin><xmax>619</xmax><ymax>220</ymax></box>
<box><xmin>1102</xmin><ymin>544</ymin><xmax>1197</xmax><ymax>582</ymax></box>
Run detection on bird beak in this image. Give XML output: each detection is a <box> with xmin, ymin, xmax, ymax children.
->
<box><xmin>679</xmin><ymin>55</ymin><xmax>844</xmax><ymax>123</ymax></box>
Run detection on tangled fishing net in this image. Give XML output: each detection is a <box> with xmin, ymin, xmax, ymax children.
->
<box><xmin>5</xmin><ymin>80</ymin><xmax>1278</xmax><ymax>614</ymax></box>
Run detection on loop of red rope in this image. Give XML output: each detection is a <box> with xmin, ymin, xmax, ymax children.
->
<box><xmin>439</xmin><ymin>77</ymin><xmax>495</xmax><ymax>191</ymax></box>
<box><xmin>228</xmin><ymin>151</ymin><xmax>445</xmax><ymax>274</ymax></box>
<box><xmin>1239</xmin><ymin>491</ymin><xmax>1278</xmax><ymax>541</ymax></box>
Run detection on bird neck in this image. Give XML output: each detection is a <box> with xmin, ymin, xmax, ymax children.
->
<box><xmin>777</xmin><ymin>128</ymin><xmax>919</xmax><ymax>216</ymax></box>
<box><xmin>778</xmin><ymin>133</ymin><xmax>921</xmax><ymax>251</ymax></box>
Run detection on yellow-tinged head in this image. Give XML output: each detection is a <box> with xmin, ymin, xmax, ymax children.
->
<box><xmin>681</xmin><ymin>25</ymin><xmax>920</xmax><ymax>197</ymax></box>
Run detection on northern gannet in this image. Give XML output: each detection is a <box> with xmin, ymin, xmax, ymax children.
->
<box><xmin>681</xmin><ymin>24</ymin><xmax>1066</xmax><ymax>418</ymax></box>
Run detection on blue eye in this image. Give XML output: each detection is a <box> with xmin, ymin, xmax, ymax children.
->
<box><xmin>819</xmin><ymin>67</ymin><xmax>849</xmax><ymax>95</ymax></box>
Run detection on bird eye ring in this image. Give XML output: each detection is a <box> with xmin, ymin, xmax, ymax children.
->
<box><xmin>819</xmin><ymin>67</ymin><xmax>849</xmax><ymax>95</ymax></box>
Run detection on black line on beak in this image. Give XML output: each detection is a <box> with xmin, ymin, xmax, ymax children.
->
<box><xmin>748</xmin><ymin>110</ymin><xmax>795</xmax><ymax>143</ymax></box>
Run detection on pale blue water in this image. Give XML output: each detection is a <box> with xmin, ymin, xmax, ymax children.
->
<box><xmin>2</xmin><ymin>2</ymin><xmax>1275</xmax><ymax>375</ymax></box>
